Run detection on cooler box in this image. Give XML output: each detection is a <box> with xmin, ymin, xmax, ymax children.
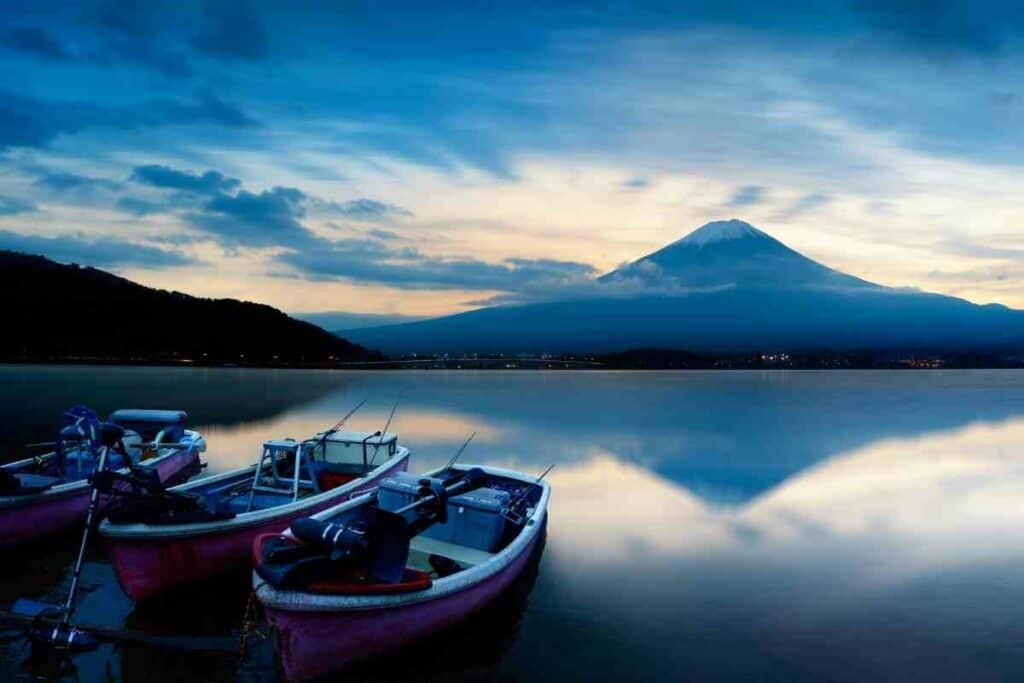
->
<box><xmin>108</xmin><ymin>409</ymin><xmax>188</xmax><ymax>442</ymax></box>
<box><xmin>378</xmin><ymin>472</ymin><xmax>510</xmax><ymax>552</ymax></box>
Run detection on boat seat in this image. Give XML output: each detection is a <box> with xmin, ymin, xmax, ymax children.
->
<box><xmin>3</xmin><ymin>473</ymin><xmax>61</xmax><ymax>495</ymax></box>
<box><xmin>227</xmin><ymin>492</ymin><xmax>295</xmax><ymax>513</ymax></box>
<box><xmin>409</xmin><ymin>536</ymin><xmax>495</xmax><ymax>568</ymax></box>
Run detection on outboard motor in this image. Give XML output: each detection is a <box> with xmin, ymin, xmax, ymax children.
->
<box><xmin>257</xmin><ymin>467</ymin><xmax>489</xmax><ymax>589</ymax></box>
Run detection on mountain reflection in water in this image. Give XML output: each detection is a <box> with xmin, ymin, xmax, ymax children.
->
<box><xmin>2</xmin><ymin>366</ymin><xmax>1024</xmax><ymax>681</ymax></box>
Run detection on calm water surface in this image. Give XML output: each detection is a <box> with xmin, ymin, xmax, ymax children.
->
<box><xmin>2</xmin><ymin>366</ymin><xmax>1024</xmax><ymax>681</ymax></box>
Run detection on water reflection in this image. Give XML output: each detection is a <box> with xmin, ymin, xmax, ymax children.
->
<box><xmin>2</xmin><ymin>368</ymin><xmax>1024</xmax><ymax>681</ymax></box>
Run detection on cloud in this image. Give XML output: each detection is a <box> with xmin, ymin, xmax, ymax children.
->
<box><xmin>621</xmin><ymin>176</ymin><xmax>651</xmax><ymax>190</ymax></box>
<box><xmin>80</xmin><ymin>0</ymin><xmax>192</xmax><ymax>77</ymax></box>
<box><xmin>187</xmin><ymin>186</ymin><xmax>311</xmax><ymax>247</ymax></box>
<box><xmin>937</xmin><ymin>236</ymin><xmax>1024</xmax><ymax>261</ymax></box>
<box><xmin>0</xmin><ymin>90</ymin><xmax>258</xmax><ymax>151</ymax></box>
<box><xmin>726</xmin><ymin>185</ymin><xmax>766</xmax><ymax>207</ymax></box>
<box><xmin>0</xmin><ymin>196</ymin><xmax>36</xmax><ymax>215</ymax></box>
<box><xmin>774</xmin><ymin>192</ymin><xmax>832</xmax><ymax>221</ymax></box>
<box><xmin>190</xmin><ymin>0</ymin><xmax>270</xmax><ymax>61</ymax></box>
<box><xmin>368</xmin><ymin>228</ymin><xmax>400</xmax><ymax>241</ymax></box>
<box><xmin>851</xmin><ymin>0</ymin><xmax>1016</xmax><ymax>56</ymax></box>
<box><xmin>279</xmin><ymin>238</ymin><xmax>598</xmax><ymax>292</ymax></box>
<box><xmin>131</xmin><ymin>164</ymin><xmax>241</xmax><ymax>195</ymax></box>
<box><xmin>34</xmin><ymin>170</ymin><xmax>121</xmax><ymax>193</ymax></box>
<box><xmin>326</xmin><ymin>198</ymin><xmax>414</xmax><ymax>221</ymax></box>
<box><xmin>115</xmin><ymin>196</ymin><xmax>164</xmax><ymax>216</ymax></box>
<box><xmin>0</xmin><ymin>229</ymin><xmax>192</xmax><ymax>268</ymax></box>
<box><xmin>1</xmin><ymin>27</ymin><xmax>70</xmax><ymax>61</ymax></box>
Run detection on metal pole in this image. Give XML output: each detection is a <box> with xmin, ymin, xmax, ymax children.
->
<box><xmin>292</xmin><ymin>444</ymin><xmax>303</xmax><ymax>502</ymax></box>
<box><xmin>62</xmin><ymin>444</ymin><xmax>109</xmax><ymax>623</ymax></box>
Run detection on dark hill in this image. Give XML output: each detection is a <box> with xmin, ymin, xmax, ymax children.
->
<box><xmin>0</xmin><ymin>251</ymin><xmax>380</xmax><ymax>364</ymax></box>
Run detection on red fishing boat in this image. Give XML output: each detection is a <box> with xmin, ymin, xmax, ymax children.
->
<box><xmin>253</xmin><ymin>463</ymin><xmax>551</xmax><ymax>682</ymax></box>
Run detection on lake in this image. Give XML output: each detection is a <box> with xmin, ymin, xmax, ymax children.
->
<box><xmin>3</xmin><ymin>365</ymin><xmax>1024</xmax><ymax>681</ymax></box>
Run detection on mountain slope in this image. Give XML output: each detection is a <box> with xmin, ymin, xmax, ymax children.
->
<box><xmin>0</xmin><ymin>251</ymin><xmax>381</xmax><ymax>363</ymax></box>
<box><xmin>344</xmin><ymin>220</ymin><xmax>1024</xmax><ymax>355</ymax></box>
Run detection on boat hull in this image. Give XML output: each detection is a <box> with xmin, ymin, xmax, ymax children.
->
<box><xmin>105</xmin><ymin>455</ymin><xmax>409</xmax><ymax>602</ymax></box>
<box><xmin>264</xmin><ymin>522</ymin><xmax>543</xmax><ymax>682</ymax></box>
<box><xmin>0</xmin><ymin>446</ymin><xmax>200</xmax><ymax>548</ymax></box>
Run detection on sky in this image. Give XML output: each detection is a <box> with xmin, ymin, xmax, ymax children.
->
<box><xmin>2</xmin><ymin>0</ymin><xmax>1024</xmax><ymax>319</ymax></box>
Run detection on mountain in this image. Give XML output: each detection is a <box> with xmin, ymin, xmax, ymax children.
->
<box><xmin>600</xmin><ymin>219</ymin><xmax>874</xmax><ymax>291</ymax></box>
<box><xmin>344</xmin><ymin>220</ymin><xmax>1024</xmax><ymax>355</ymax></box>
<box><xmin>0</xmin><ymin>251</ymin><xmax>381</xmax><ymax>364</ymax></box>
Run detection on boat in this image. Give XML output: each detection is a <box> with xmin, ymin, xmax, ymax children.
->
<box><xmin>252</xmin><ymin>463</ymin><xmax>551</xmax><ymax>682</ymax></box>
<box><xmin>99</xmin><ymin>427</ymin><xmax>410</xmax><ymax>601</ymax></box>
<box><xmin>0</xmin><ymin>407</ymin><xmax>205</xmax><ymax>548</ymax></box>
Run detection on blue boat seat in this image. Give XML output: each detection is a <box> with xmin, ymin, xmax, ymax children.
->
<box><xmin>5</xmin><ymin>473</ymin><xmax>61</xmax><ymax>495</ymax></box>
<box><xmin>108</xmin><ymin>409</ymin><xmax>188</xmax><ymax>442</ymax></box>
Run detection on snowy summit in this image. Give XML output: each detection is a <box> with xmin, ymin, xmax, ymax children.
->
<box><xmin>674</xmin><ymin>219</ymin><xmax>770</xmax><ymax>248</ymax></box>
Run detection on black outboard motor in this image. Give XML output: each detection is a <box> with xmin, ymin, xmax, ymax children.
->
<box><xmin>258</xmin><ymin>467</ymin><xmax>488</xmax><ymax>589</ymax></box>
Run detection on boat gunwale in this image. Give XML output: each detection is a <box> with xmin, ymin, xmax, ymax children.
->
<box><xmin>99</xmin><ymin>447</ymin><xmax>410</xmax><ymax>540</ymax></box>
<box><xmin>0</xmin><ymin>431</ymin><xmax>205</xmax><ymax>511</ymax></box>
<box><xmin>254</xmin><ymin>462</ymin><xmax>550</xmax><ymax>613</ymax></box>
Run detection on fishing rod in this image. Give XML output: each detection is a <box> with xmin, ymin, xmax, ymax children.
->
<box><xmin>315</xmin><ymin>398</ymin><xmax>368</xmax><ymax>461</ymax></box>
<box><xmin>367</xmin><ymin>395</ymin><xmax>401</xmax><ymax>466</ymax></box>
<box><xmin>328</xmin><ymin>398</ymin><xmax>367</xmax><ymax>433</ymax></box>
<box><xmin>443</xmin><ymin>431</ymin><xmax>477</xmax><ymax>471</ymax></box>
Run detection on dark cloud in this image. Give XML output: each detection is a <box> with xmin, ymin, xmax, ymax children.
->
<box><xmin>115</xmin><ymin>197</ymin><xmax>165</xmax><ymax>216</ymax></box>
<box><xmin>0</xmin><ymin>196</ymin><xmax>36</xmax><ymax>215</ymax></box>
<box><xmin>191</xmin><ymin>0</ymin><xmax>270</xmax><ymax>61</ymax></box>
<box><xmin>153</xmin><ymin>90</ymin><xmax>260</xmax><ymax>128</ymax></box>
<box><xmin>726</xmin><ymin>185</ymin><xmax>766</xmax><ymax>207</ymax></box>
<box><xmin>1</xmin><ymin>27</ymin><xmax>70</xmax><ymax>61</ymax></box>
<box><xmin>34</xmin><ymin>170</ymin><xmax>120</xmax><ymax>193</ymax></box>
<box><xmin>279</xmin><ymin>236</ymin><xmax>596</xmax><ymax>292</ymax></box>
<box><xmin>103</xmin><ymin>36</ymin><xmax>192</xmax><ymax>79</ymax></box>
<box><xmin>131</xmin><ymin>164</ymin><xmax>241</xmax><ymax>195</ymax></box>
<box><xmin>621</xmin><ymin>177</ymin><xmax>651</xmax><ymax>190</ymax></box>
<box><xmin>0</xmin><ymin>229</ymin><xmax>192</xmax><ymax>268</ymax></box>
<box><xmin>86</xmin><ymin>0</ymin><xmax>160</xmax><ymax>39</ymax></box>
<box><xmin>327</xmin><ymin>198</ymin><xmax>413</xmax><ymax>221</ymax></box>
<box><xmin>851</xmin><ymin>0</ymin><xmax>1022</xmax><ymax>56</ymax></box>
<box><xmin>187</xmin><ymin>186</ymin><xmax>311</xmax><ymax>247</ymax></box>
<box><xmin>0</xmin><ymin>90</ymin><xmax>258</xmax><ymax>151</ymax></box>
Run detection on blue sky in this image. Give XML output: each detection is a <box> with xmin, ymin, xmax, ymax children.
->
<box><xmin>2</xmin><ymin>0</ymin><xmax>1023</xmax><ymax>316</ymax></box>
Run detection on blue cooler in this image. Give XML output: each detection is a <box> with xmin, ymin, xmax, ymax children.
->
<box><xmin>378</xmin><ymin>472</ymin><xmax>510</xmax><ymax>552</ymax></box>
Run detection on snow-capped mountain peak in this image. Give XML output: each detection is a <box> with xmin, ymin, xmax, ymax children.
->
<box><xmin>674</xmin><ymin>219</ymin><xmax>769</xmax><ymax>247</ymax></box>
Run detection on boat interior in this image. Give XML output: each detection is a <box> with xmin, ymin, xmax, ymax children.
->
<box><xmin>255</xmin><ymin>468</ymin><xmax>544</xmax><ymax>594</ymax></box>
